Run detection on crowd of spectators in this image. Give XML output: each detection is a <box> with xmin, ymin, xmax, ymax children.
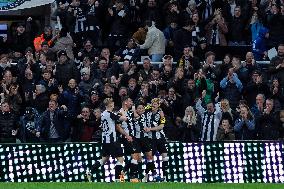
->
<box><xmin>0</xmin><ymin>0</ymin><xmax>284</xmax><ymax>143</ymax></box>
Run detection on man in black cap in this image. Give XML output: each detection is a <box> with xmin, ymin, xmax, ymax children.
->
<box><xmin>10</xmin><ymin>22</ymin><xmax>33</xmax><ymax>54</ymax></box>
<box><xmin>194</xmin><ymin>37</ymin><xmax>210</xmax><ymax>61</ymax></box>
<box><xmin>55</xmin><ymin>50</ymin><xmax>80</xmax><ymax>88</ymax></box>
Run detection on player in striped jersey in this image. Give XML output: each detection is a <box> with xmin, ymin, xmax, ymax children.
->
<box><xmin>116</xmin><ymin>96</ymin><xmax>140</xmax><ymax>182</ymax></box>
<box><xmin>144</xmin><ymin>98</ymin><xmax>169</xmax><ymax>182</ymax></box>
<box><xmin>88</xmin><ymin>98</ymin><xmax>131</xmax><ymax>182</ymax></box>
<box><xmin>133</xmin><ymin>103</ymin><xmax>157</xmax><ymax>182</ymax></box>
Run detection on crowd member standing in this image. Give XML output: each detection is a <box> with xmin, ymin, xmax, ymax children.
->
<box><xmin>195</xmin><ymin>94</ymin><xmax>222</xmax><ymax>141</ymax></box>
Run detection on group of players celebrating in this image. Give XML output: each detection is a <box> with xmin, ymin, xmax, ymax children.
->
<box><xmin>87</xmin><ymin>97</ymin><xmax>169</xmax><ymax>182</ymax></box>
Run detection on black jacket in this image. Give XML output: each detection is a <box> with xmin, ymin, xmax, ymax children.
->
<box><xmin>0</xmin><ymin>112</ymin><xmax>19</xmax><ymax>140</ymax></box>
<box><xmin>39</xmin><ymin>109</ymin><xmax>69</xmax><ymax>140</ymax></box>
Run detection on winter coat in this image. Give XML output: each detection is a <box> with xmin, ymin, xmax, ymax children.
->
<box><xmin>252</xmin><ymin>27</ymin><xmax>269</xmax><ymax>60</ymax></box>
<box><xmin>52</xmin><ymin>36</ymin><xmax>74</xmax><ymax>60</ymax></box>
<box><xmin>205</xmin><ymin>17</ymin><xmax>228</xmax><ymax>46</ymax></box>
<box><xmin>140</xmin><ymin>25</ymin><xmax>165</xmax><ymax>55</ymax></box>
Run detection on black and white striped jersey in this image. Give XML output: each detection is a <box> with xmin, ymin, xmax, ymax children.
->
<box><xmin>133</xmin><ymin>113</ymin><xmax>148</xmax><ymax>139</ymax></box>
<box><xmin>120</xmin><ymin>110</ymin><xmax>136</xmax><ymax>137</ymax></box>
<box><xmin>101</xmin><ymin>110</ymin><xmax>120</xmax><ymax>143</ymax></box>
<box><xmin>145</xmin><ymin>109</ymin><xmax>166</xmax><ymax>140</ymax></box>
<box><xmin>195</xmin><ymin>99</ymin><xmax>222</xmax><ymax>141</ymax></box>
<box><xmin>200</xmin><ymin>112</ymin><xmax>220</xmax><ymax>141</ymax></box>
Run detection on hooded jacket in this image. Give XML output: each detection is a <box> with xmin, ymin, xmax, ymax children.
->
<box><xmin>252</xmin><ymin>27</ymin><xmax>269</xmax><ymax>60</ymax></box>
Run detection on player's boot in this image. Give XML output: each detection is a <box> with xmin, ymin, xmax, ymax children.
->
<box><xmin>119</xmin><ymin>171</ymin><xmax>125</xmax><ymax>182</ymax></box>
<box><xmin>154</xmin><ymin>175</ymin><xmax>165</xmax><ymax>182</ymax></box>
<box><xmin>85</xmin><ymin>171</ymin><xmax>92</xmax><ymax>182</ymax></box>
<box><xmin>142</xmin><ymin>174</ymin><xmax>148</xmax><ymax>183</ymax></box>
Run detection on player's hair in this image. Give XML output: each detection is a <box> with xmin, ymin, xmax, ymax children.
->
<box><xmin>103</xmin><ymin>98</ymin><xmax>113</xmax><ymax>107</ymax></box>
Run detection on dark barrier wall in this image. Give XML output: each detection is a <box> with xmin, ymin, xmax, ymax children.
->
<box><xmin>0</xmin><ymin>142</ymin><xmax>283</xmax><ymax>183</ymax></box>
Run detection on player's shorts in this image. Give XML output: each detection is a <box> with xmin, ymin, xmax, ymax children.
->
<box><xmin>101</xmin><ymin>142</ymin><xmax>124</xmax><ymax>158</ymax></box>
<box><xmin>151</xmin><ymin>138</ymin><xmax>167</xmax><ymax>154</ymax></box>
<box><xmin>120</xmin><ymin>137</ymin><xmax>140</xmax><ymax>155</ymax></box>
<box><xmin>135</xmin><ymin>137</ymin><xmax>152</xmax><ymax>153</ymax></box>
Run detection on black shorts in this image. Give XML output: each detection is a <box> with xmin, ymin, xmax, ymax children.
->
<box><xmin>101</xmin><ymin>142</ymin><xmax>124</xmax><ymax>158</ymax></box>
<box><xmin>151</xmin><ymin>138</ymin><xmax>167</xmax><ymax>155</ymax></box>
<box><xmin>120</xmin><ymin>137</ymin><xmax>139</xmax><ymax>155</ymax></box>
<box><xmin>135</xmin><ymin>137</ymin><xmax>152</xmax><ymax>153</ymax></box>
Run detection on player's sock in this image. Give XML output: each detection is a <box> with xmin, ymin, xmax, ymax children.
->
<box><xmin>115</xmin><ymin>162</ymin><xmax>124</xmax><ymax>181</ymax></box>
<box><xmin>138</xmin><ymin>161</ymin><xmax>143</xmax><ymax>180</ymax></box>
<box><xmin>91</xmin><ymin>159</ymin><xmax>103</xmax><ymax>172</ymax></box>
<box><xmin>162</xmin><ymin>157</ymin><xmax>169</xmax><ymax>181</ymax></box>
<box><xmin>145</xmin><ymin>160</ymin><xmax>155</xmax><ymax>174</ymax></box>
<box><xmin>129</xmin><ymin>159</ymin><xmax>139</xmax><ymax>179</ymax></box>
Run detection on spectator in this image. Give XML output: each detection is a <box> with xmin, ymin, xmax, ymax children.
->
<box><xmin>195</xmin><ymin>98</ymin><xmax>222</xmax><ymax>141</ymax></box>
<box><xmin>205</xmin><ymin>9</ymin><xmax>228</xmax><ymax>46</ymax></box>
<box><xmin>251</xmin><ymin>93</ymin><xmax>266</xmax><ymax>121</ymax></box>
<box><xmin>216</xmin><ymin>118</ymin><xmax>235</xmax><ymax>141</ymax></box>
<box><xmin>249</xmin><ymin>6</ymin><xmax>264</xmax><ymax>42</ymax></box>
<box><xmin>4</xmin><ymin>83</ymin><xmax>22</xmax><ymax>115</ymax></box>
<box><xmin>178</xmin><ymin>45</ymin><xmax>200</xmax><ymax>79</ymax></box>
<box><xmin>163</xmin><ymin>20</ymin><xmax>178</xmax><ymax>56</ymax></box>
<box><xmin>173</xmin><ymin>20</ymin><xmax>195</xmax><ymax>59</ymax></box>
<box><xmin>39</xmin><ymin>100</ymin><xmax>69</xmax><ymax>143</ymax></box>
<box><xmin>52</xmin><ymin>28</ymin><xmax>75</xmax><ymax>60</ymax></box>
<box><xmin>244</xmin><ymin>70</ymin><xmax>270</xmax><ymax>106</ymax></box>
<box><xmin>252</xmin><ymin>26</ymin><xmax>269</xmax><ymax>61</ymax></box>
<box><xmin>11</xmin><ymin>21</ymin><xmax>33</xmax><ymax>54</ymax></box>
<box><xmin>228</xmin><ymin>6</ymin><xmax>248</xmax><ymax>45</ymax></box>
<box><xmin>202</xmin><ymin>51</ymin><xmax>221</xmax><ymax>84</ymax></box>
<box><xmin>38</xmin><ymin>69</ymin><xmax>59</xmax><ymax>95</ymax></box>
<box><xmin>85</xmin><ymin>0</ymin><xmax>103</xmax><ymax>45</ymax></box>
<box><xmin>220</xmin><ymin>67</ymin><xmax>243</xmax><ymax>110</ymax></box>
<box><xmin>219</xmin><ymin>54</ymin><xmax>232</xmax><ymax>78</ymax></box>
<box><xmin>194</xmin><ymin>69</ymin><xmax>214</xmax><ymax>105</ymax></box>
<box><xmin>256</xmin><ymin>98</ymin><xmax>280</xmax><ymax>140</ymax></box>
<box><xmin>182</xmin><ymin>79</ymin><xmax>198</xmax><ymax>110</ymax></box>
<box><xmin>21</xmin><ymin>69</ymin><xmax>36</xmax><ymax>103</ymax></box>
<box><xmin>138</xmin><ymin>58</ymin><xmax>152</xmax><ymax>82</ymax></box>
<box><xmin>140</xmin><ymin>0</ymin><xmax>163</xmax><ymax>29</ymax></box>
<box><xmin>30</xmin><ymin>84</ymin><xmax>50</xmax><ymax>114</ymax></box>
<box><xmin>82</xmin><ymin>90</ymin><xmax>103</xmax><ymax>111</ymax></box>
<box><xmin>234</xmin><ymin>104</ymin><xmax>256</xmax><ymax>140</ymax></box>
<box><xmin>55</xmin><ymin>50</ymin><xmax>79</xmax><ymax>88</ymax></box>
<box><xmin>269</xmin><ymin>56</ymin><xmax>284</xmax><ymax>87</ymax></box>
<box><xmin>179</xmin><ymin>106</ymin><xmax>201</xmax><ymax>142</ymax></box>
<box><xmin>138</xmin><ymin>20</ymin><xmax>166</xmax><ymax>62</ymax></box>
<box><xmin>106</xmin><ymin>0</ymin><xmax>130</xmax><ymax>53</ymax></box>
<box><xmin>194</xmin><ymin>37</ymin><xmax>210</xmax><ymax>62</ymax></box>
<box><xmin>77</xmin><ymin>39</ymin><xmax>99</xmax><ymax>62</ymax></box>
<box><xmin>115</xmin><ymin>38</ymin><xmax>140</xmax><ymax>62</ymax></box>
<box><xmin>19</xmin><ymin>107</ymin><xmax>41</xmax><ymax>143</ymax></box>
<box><xmin>270</xmin><ymin>77</ymin><xmax>284</xmax><ymax>110</ymax></box>
<box><xmin>0</xmin><ymin>102</ymin><xmax>19</xmax><ymax>143</ymax></box>
<box><xmin>58</xmin><ymin>79</ymin><xmax>83</xmax><ymax>119</ymax></box>
<box><xmin>72</xmin><ymin>107</ymin><xmax>96</xmax><ymax>142</ymax></box>
<box><xmin>243</xmin><ymin>52</ymin><xmax>258</xmax><ymax>78</ymax></box>
<box><xmin>132</xmin><ymin>26</ymin><xmax>147</xmax><ymax>45</ymax></box>
<box><xmin>34</xmin><ymin>26</ymin><xmax>55</xmax><ymax>52</ymax></box>
<box><xmin>279</xmin><ymin>110</ymin><xmax>284</xmax><ymax>139</ymax></box>
<box><xmin>266</xmin><ymin>3</ymin><xmax>284</xmax><ymax>48</ymax></box>
<box><xmin>79</xmin><ymin>67</ymin><xmax>102</xmax><ymax>101</ymax></box>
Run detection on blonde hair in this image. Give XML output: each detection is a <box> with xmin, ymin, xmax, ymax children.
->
<box><xmin>103</xmin><ymin>98</ymin><xmax>113</xmax><ymax>107</ymax></box>
<box><xmin>183</xmin><ymin>106</ymin><xmax>197</xmax><ymax>125</ymax></box>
